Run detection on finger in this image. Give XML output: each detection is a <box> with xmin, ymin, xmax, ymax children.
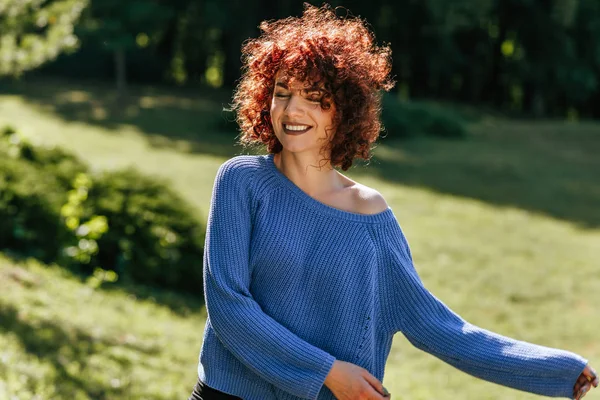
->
<box><xmin>382</xmin><ymin>385</ymin><xmax>391</xmax><ymax>398</ymax></box>
<box><xmin>573</xmin><ymin>375</ymin><xmax>589</xmax><ymax>396</ymax></box>
<box><xmin>578</xmin><ymin>382</ymin><xmax>591</xmax><ymax>399</ymax></box>
<box><xmin>582</xmin><ymin>364</ymin><xmax>598</xmax><ymax>383</ymax></box>
<box><xmin>580</xmin><ymin>382</ymin><xmax>591</xmax><ymax>398</ymax></box>
<box><xmin>576</xmin><ymin>384</ymin><xmax>586</xmax><ymax>400</ymax></box>
<box><xmin>580</xmin><ymin>364</ymin><xmax>599</xmax><ymax>389</ymax></box>
<box><xmin>574</xmin><ymin>382</ymin><xmax>582</xmax><ymax>399</ymax></box>
<box><xmin>588</xmin><ymin>365</ymin><xmax>599</xmax><ymax>387</ymax></box>
<box><xmin>363</xmin><ymin>383</ymin><xmax>386</xmax><ymax>400</ymax></box>
<box><xmin>361</xmin><ymin>371</ymin><xmax>387</xmax><ymax>397</ymax></box>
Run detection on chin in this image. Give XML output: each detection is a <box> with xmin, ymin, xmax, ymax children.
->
<box><xmin>278</xmin><ymin>139</ymin><xmax>312</xmax><ymax>150</ymax></box>
<box><xmin>281</xmin><ymin>145</ymin><xmax>310</xmax><ymax>154</ymax></box>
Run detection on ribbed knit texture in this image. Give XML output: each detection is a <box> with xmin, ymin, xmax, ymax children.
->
<box><xmin>197</xmin><ymin>153</ymin><xmax>588</xmax><ymax>400</ymax></box>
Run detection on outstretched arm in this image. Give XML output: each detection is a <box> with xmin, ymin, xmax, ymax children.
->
<box><xmin>203</xmin><ymin>158</ymin><xmax>335</xmax><ymax>399</ymax></box>
<box><xmin>374</xmin><ymin>219</ymin><xmax>589</xmax><ymax>399</ymax></box>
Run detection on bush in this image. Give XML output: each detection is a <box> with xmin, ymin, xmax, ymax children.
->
<box><xmin>86</xmin><ymin>168</ymin><xmax>205</xmax><ymax>292</ymax></box>
<box><xmin>0</xmin><ymin>126</ymin><xmax>87</xmax><ymax>188</ymax></box>
<box><xmin>0</xmin><ymin>155</ymin><xmax>69</xmax><ymax>262</ymax></box>
<box><xmin>381</xmin><ymin>93</ymin><xmax>467</xmax><ymax>140</ymax></box>
<box><xmin>0</xmin><ymin>125</ymin><xmax>206</xmax><ymax>293</ymax></box>
<box><xmin>0</xmin><ymin>126</ymin><xmax>86</xmax><ymax>262</ymax></box>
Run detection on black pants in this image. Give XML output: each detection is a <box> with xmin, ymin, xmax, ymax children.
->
<box><xmin>188</xmin><ymin>378</ymin><xmax>243</xmax><ymax>400</ymax></box>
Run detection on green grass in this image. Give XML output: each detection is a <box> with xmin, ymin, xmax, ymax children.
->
<box><xmin>0</xmin><ymin>255</ymin><xmax>205</xmax><ymax>399</ymax></box>
<box><xmin>0</xmin><ymin>77</ymin><xmax>599</xmax><ymax>399</ymax></box>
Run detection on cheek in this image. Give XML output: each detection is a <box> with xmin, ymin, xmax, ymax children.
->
<box><xmin>319</xmin><ymin>110</ymin><xmax>335</xmax><ymax>128</ymax></box>
<box><xmin>269</xmin><ymin>101</ymin><xmax>282</xmax><ymax>132</ymax></box>
<box><xmin>270</xmin><ymin>100</ymin><xmax>281</xmax><ymax>117</ymax></box>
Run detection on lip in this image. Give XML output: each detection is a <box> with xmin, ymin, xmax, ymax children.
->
<box><xmin>282</xmin><ymin>123</ymin><xmax>312</xmax><ymax>135</ymax></box>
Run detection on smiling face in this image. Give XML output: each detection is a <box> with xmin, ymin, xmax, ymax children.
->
<box><xmin>269</xmin><ymin>70</ymin><xmax>336</xmax><ymax>157</ymax></box>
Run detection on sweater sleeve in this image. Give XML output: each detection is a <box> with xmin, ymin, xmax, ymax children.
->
<box><xmin>379</xmin><ymin>219</ymin><xmax>588</xmax><ymax>399</ymax></box>
<box><xmin>202</xmin><ymin>158</ymin><xmax>336</xmax><ymax>400</ymax></box>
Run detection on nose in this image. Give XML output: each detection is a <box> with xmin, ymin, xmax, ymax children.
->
<box><xmin>283</xmin><ymin>94</ymin><xmax>306</xmax><ymax>118</ymax></box>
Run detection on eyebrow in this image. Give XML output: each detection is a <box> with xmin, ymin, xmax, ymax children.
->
<box><xmin>275</xmin><ymin>82</ymin><xmax>323</xmax><ymax>92</ymax></box>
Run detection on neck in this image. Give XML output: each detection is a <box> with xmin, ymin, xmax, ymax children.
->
<box><xmin>273</xmin><ymin>151</ymin><xmax>344</xmax><ymax>196</ymax></box>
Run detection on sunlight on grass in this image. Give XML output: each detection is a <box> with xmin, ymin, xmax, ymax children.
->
<box><xmin>0</xmin><ymin>78</ymin><xmax>599</xmax><ymax>399</ymax></box>
<box><xmin>0</xmin><ymin>256</ymin><xmax>205</xmax><ymax>399</ymax></box>
<box><xmin>0</xmin><ymin>96</ymin><xmax>224</xmax><ymax>214</ymax></box>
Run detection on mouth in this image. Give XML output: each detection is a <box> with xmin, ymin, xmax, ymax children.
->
<box><xmin>283</xmin><ymin>123</ymin><xmax>312</xmax><ymax>135</ymax></box>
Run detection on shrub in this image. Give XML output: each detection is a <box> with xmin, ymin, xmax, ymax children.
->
<box><xmin>0</xmin><ymin>126</ymin><xmax>87</xmax><ymax>188</ymax></box>
<box><xmin>381</xmin><ymin>93</ymin><xmax>467</xmax><ymax>140</ymax></box>
<box><xmin>84</xmin><ymin>168</ymin><xmax>205</xmax><ymax>292</ymax></box>
<box><xmin>0</xmin><ymin>156</ymin><xmax>68</xmax><ymax>262</ymax></box>
<box><xmin>0</xmin><ymin>126</ymin><xmax>206</xmax><ymax>293</ymax></box>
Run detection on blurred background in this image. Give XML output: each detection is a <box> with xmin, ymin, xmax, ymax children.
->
<box><xmin>0</xmin><ymin>0</ymin><xmax>599</xmax><ymax>399</ymax></box>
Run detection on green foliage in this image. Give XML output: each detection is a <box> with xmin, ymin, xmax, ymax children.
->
<box><xmin>87</xmin><ymin>168</ymin><xmax>205</xmax><ymax>292</ymax></box>
<box><xmin>12</xmin><ymin>0</ymin><xmax>600</xmax><ymax>117</ymax></box>
<box><xmin>59</xmin><ymin>172</ymin><xmax>109</xmax><ymax>267</ymax></box>
<box><xmin>77</xmin><ymin>0</ymin><xmax>174</xmax><ymax>52</ymax></box>
<box><xmin>85</xmin><ymin>266</ymin><xmax>118</xmax><ymax>289</ymax></box>
<box><xmin>0</xmin><ymin>126</ymin><xmax>205</xmax><ymax>293</ymax></box>
<box><xmin>1</xmin><ymin>110</ymin><xmax>599</xmax><ymax>398</ymax></box>
<box><xmin>0</xmin><ymin>0</ymin><xmax>88</xmax><ymax>77</ymax></box>
<box><xmin>2</xmin><ymin>127</ymin><xmax>88</xmax><ymax>187</ymax></box>
<box><xmin>381</xmin><ymin>93</ymin><xmax>466</xmax><ymax>140</ymax></box>
<box><xmin>0</xmin><ymin>156</ymin><xmax>66</xmax><ymax>261</ymax></box>
<box><xmin>0</xmin><ymin>129</ymin><xmax>69</xmax><ymax>262</ymax></box>
<box><xmin>0</xmin><ymin>256</ymin><xmax>205</xmax><ymax>399</ymax></box>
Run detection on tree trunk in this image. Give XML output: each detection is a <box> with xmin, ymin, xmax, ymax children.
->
<box><xmin>532</xmin><ymin>86</ymin><xmax>546</xmax><ymax>118</ymax></box>
<box><xmin>115</xmin><ymin>47</ymin><xmax>127</xmax><ymax>106</ymax></box>
<box><xmin>485</xmin><ymin>7</ymin><xmax>508</xmax><ymax>107</ymax></box>
<box><xmin>221</xmin><ymin>29</ymin><xmax>241</xmax><ymax>90</ymax></box>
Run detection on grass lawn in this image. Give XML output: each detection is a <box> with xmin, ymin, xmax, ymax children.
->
<box><xmin>0</xmin><ymin>77</ymin><xmax>599</xmax><ymax>399</ymax></box>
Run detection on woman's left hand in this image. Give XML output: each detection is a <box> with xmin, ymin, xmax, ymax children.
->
<box><xmin>573</xmin><ymin>364</ymin><xmax>598</xmax><ymax>399</ymax></box>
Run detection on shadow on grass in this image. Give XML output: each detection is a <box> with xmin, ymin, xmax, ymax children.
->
<box><xmin>2</xmin><ymin>77</ymin><xmax>600</xmax><ymax>229</ymax></box>
<box><xmin>0</xmin><ymin>301</ymin><xmax>166</xmax><ymax>400</ymax></box>
<box><xmin>1</xmin><ymin>250</ymin><xmax>205</xmax><ymax>317</ymax></box>
<box><xmin>0</xmin><ymin>76</ymin><xmax>242</xmax><ymax>159</ymax></box>
<box><xmin>354</xmin><ymin>120</ymin><xmax>600</xmax><ymax>229</ymax></box>
<box><xmin>99</xmin><ymin>278</ymin><xmax>206</xmax><ymax>318</ymax></box>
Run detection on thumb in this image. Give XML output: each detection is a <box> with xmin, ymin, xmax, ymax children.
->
<box><xmin>362</xmin><ymin>371</ymin><xmax>390</xmax><ymax>397</ymax></box>
<box><xmin>583</xmin><ymin>364</ymin><xmax>599</xmax><ymax>387</ymax></box>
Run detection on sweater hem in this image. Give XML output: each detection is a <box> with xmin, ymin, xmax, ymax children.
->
<box><xmin>198</xmin><ymin>363</ymin><xmax>277</xmax><ymax>400</ymax></box>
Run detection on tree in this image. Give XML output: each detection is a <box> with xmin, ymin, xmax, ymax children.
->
<box><xmin>0</xmin><ymin>0</ymin><xmax>88</xmax><ymax>77</ymax></box>
<box><xmin>76</xmin><ymin>0</ymin><xmax>174</xmax><ymax>101</ymax></box>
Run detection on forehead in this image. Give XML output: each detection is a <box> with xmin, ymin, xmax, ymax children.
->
<box><xmin>274</xmin><ymin>69</ymin><xmax>324</xmax><ymax>89</ymax></box>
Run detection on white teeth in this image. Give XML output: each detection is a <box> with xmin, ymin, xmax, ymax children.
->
<box><xmin>285</xmin><ymin>124</ymin><xmax>310</xmax><ymax>131</ymax></box>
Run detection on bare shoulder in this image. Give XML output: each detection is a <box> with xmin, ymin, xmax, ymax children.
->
<box><xmin>339</xmin><ymin>174</ymin><xmax>389</xmax><ymax>215</ymax></box>
<box><xmin>355</xmin><ymin>185</ymin><xmax>389</xmax><ymax>214</ymax></box>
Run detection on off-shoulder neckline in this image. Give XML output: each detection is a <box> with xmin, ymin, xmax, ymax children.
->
<box><xmin>263</xmin><ymin>153</ymin><xmax>395</xmax><ymax>224</ymax></box>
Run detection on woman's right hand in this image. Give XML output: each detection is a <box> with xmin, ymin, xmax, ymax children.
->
<box><xmin>324</xmin><ymin>360</ymin><xmax>391</xmax><ymax>399</ymax></box>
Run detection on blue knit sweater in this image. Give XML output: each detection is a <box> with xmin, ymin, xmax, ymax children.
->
<box><xmin>197</xmin><ymin>153</ymin><xmax>588</xmax><ymax>400</ymax></box>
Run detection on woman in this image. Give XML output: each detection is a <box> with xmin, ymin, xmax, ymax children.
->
<box><xmin>190</xmin><ymin>4</ymin><xmax>598</xmax><ymax>400</ymax></box>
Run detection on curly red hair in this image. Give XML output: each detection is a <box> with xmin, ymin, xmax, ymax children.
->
<box><xmin>231</xmin><ymin>2</ymin><xmax>395</xmax><ymax>171</ymax></box>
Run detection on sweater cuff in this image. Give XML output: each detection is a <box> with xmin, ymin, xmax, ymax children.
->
<box><xmin>560</xmin><ymin>352</ymin><xmax>588</xmax><ymax>399</ymax></box>
<box><xmin>306</xmin><ymin>354</ymin><xmax>336</xmax><ymax>400</ymax></box>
